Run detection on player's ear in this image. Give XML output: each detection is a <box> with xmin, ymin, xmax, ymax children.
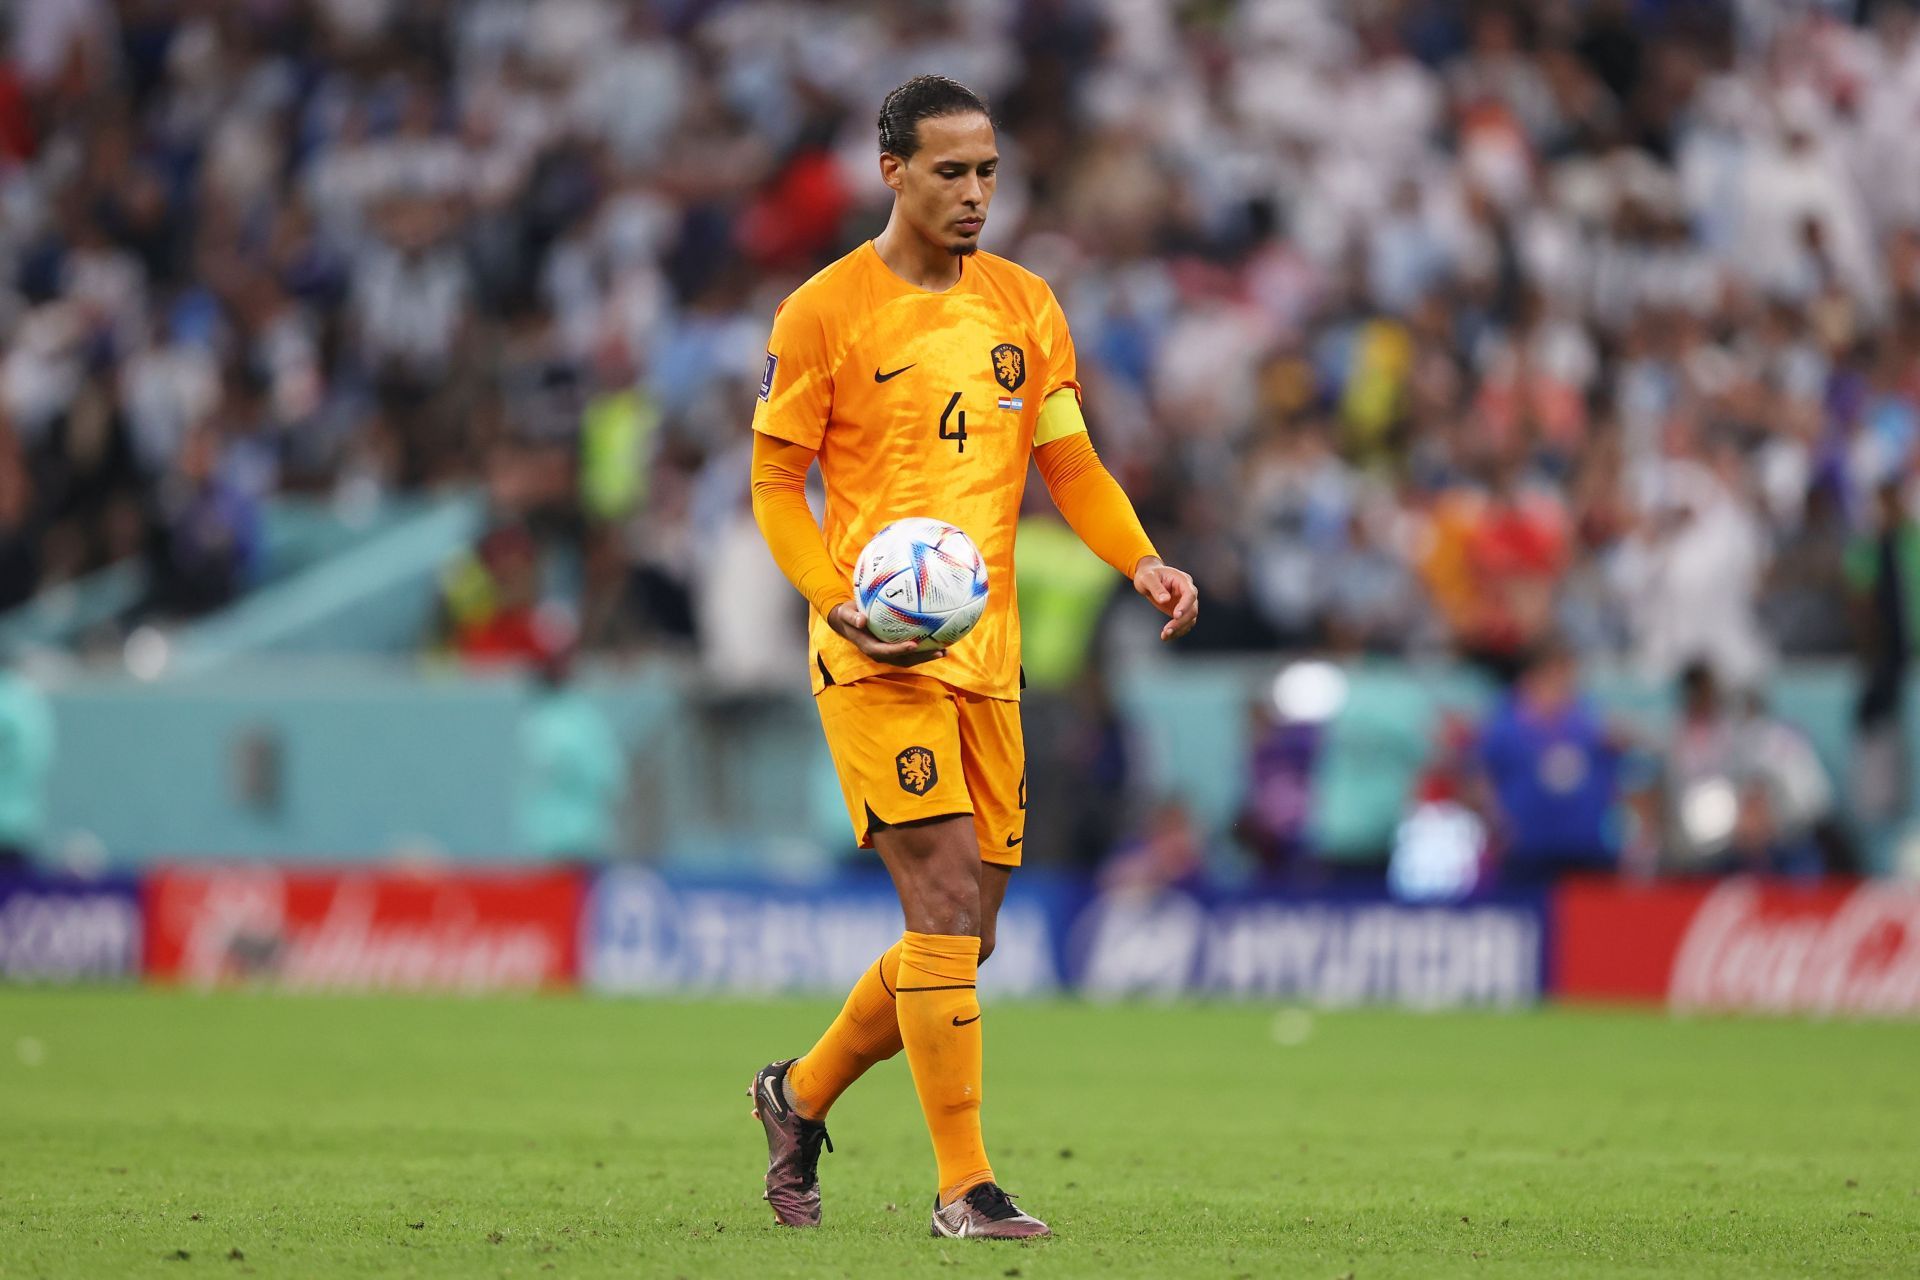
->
<box><xmin>879</xmin><ymin>151</ymin><xmax>905</xmax><ymax>193</ymax></box>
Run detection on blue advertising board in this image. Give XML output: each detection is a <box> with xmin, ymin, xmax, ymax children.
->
<box><xmin>585</xmin><ymin>868</ymin><xmax>1077</xmax><ymax>998</ymax></box>
<box><xmin>585</xmin><ymin>869</ymin><xmax>1547</xmax><ymax>1008</ymax></box>
<box><xmin>1067</xmin><ymin>889</ymin><xmax>1547</xmax><ymax>1007</ymax></box>
<box><xmin>0</xmin><ymin>874</ymin><xmax>142</xmax><ymax>982</ymax></box>
<box><xmin>589</xmin><ymin>867</ymin><xmax>896</xmax><ymax>996</ymax></box>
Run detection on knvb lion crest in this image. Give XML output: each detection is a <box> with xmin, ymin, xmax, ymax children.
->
<box><xmin>991</xmin><ymin>343</ymin><xmax>1026</xmax><ymax>393</ymax></box>
<box><xmin>895</xmin><ymin>746</ymin><xmax>939</xmax><ymax>796</ymax></box>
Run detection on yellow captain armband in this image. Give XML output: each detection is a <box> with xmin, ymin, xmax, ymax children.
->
<box><xmin>1034</xmin><ymin>387</ymin><xmax>1088</xmax><ymax>446</ymax></box>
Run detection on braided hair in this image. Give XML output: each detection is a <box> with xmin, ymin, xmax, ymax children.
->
<box><xmin>878</xmin><ymin>75</ymin><xmax>991</xmax><ymax>158</ymax></box>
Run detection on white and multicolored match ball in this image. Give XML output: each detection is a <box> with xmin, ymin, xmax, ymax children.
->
<box><xmin>852</xmin><ymin>518</ymin><xmax>989</xmax><ymax>650</ymax></box>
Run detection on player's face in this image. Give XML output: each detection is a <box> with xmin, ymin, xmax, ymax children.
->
<box><xmin>883</xmin><ymin>113</ymin><xmax>997</xmax><ymax>257</ymax></box>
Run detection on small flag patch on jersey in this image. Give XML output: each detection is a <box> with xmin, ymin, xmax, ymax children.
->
<box><xmin>997</xmin><ymin>396</ymin><xmax>1023</xmax><ymax>412</ymax></box>
<box><xmin>759</xmin><ymin>352</ymin><xmax>778</xmax><ymax>401</ymax></box>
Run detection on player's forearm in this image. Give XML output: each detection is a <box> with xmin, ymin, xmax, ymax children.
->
<box><xmin>750</xmin><ymin>432</ymin><xmax>852</xmax><ymax>618</ymax></box>
<box><xmin>1034</xmin><ymin>431</ymin><xmax>1158</xmax><ymax>578</ymax></box>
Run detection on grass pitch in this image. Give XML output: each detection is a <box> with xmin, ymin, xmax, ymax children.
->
<box><xmin>0</xmin><ymin>991</ymin><xmax>1915</xmax><ymax>1278</ymax></box>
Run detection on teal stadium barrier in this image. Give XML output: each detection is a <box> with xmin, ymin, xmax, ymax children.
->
<box><xmin>26</xmin><ymin>652</ymin><xmax>1892</xmax><ymax>872</ymax></box>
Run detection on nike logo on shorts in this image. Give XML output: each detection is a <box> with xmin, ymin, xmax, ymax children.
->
<box><xmin>1005</xmin><ymin>834</ymin><xmax>1023</xmax><ymax>847</ymax></box>
<box><xmin>874</xmin><ymin>364</ymin><xmax>916</xmax><ymax>382</ymax></box>
<box><xmin>952</xmin><ymin>1013</ymin><xmax>981</xmax><ymax>1027</ymax></box>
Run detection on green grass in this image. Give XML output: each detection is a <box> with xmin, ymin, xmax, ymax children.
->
<box><xmin>0</xmin><ymin>992</ymin><xmax>1915</xmax><ymax>1278</ymax></box>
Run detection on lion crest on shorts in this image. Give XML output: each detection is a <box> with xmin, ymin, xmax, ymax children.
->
<box><xmin>991</xmin><ymin>343</ymin><xmax>1026</xmax><ymax>392</ymax></box>
<box><xmin>895</xmin><ymin>745</ymin><xmax>938</xmax><ymax>796</ymax></box>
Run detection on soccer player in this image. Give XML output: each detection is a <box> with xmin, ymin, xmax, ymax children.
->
<box><xmin>747</xmin><ymin>75</ymin><xmax>1198</xmax><ymax>1240</ymax></box>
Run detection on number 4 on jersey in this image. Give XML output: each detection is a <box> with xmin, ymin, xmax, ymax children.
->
<box><xmin>939</xmin><ymin>391</ymin><xmax>968</xmax><ymax>453</ymax></box>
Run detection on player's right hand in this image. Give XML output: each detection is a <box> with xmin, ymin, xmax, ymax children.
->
<box><xmin>827</xmin><ymin>601</ymin><xmax>947</xmax><ymax>667</ymax></box>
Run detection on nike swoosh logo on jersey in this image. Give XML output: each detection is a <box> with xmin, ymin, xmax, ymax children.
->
<box><xmin>951</xmin><ymin>1013</ymin><xmax>981</xmax><ymax>1027</ymax></box>
<box><xmin>1005</xmin><ymin>834</ymin><xmax>1023</xmax><ymax>847</ymax></box>
<box><xmin>874</xmin><ymin>363</ymin><xmax>916</xmax><ymax>382</ymax></box>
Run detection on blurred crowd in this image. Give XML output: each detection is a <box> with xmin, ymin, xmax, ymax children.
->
<box><xmin>1085</xmin><ymin>646</ymin><xmax>1851</xmax><ymax>899</ymax></box>
<box><xmin>3</xmin><ymin>0</ymin><xmax>1920</xmax><ymax>685</ymax></box>
<box><xmin>1378</xmin><ymin>650</ymin><xmax>1848</xmax><ymax>896</ymax></box>
<box><xmin>8</xmin><ymin>0</ymin><xmax>1920</xmax><ymax>875</ymax></box>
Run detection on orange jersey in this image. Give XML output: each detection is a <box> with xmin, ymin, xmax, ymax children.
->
<box><xmin>752</xmin><ymin>242</ymin><xmax>1079</xmax><ymax>700</ymax></box>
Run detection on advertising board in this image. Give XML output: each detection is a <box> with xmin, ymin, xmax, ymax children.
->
<box><xmin>586</xmin><ymin>870</ymin><xmax>1545</xmax><ymax>1008</ymax></box>
<box><xmin>585</xmin><ymin>868</ymin><xmax>1066</xmax><ymax>997</ymax></box>
<box><xmin>1554</xmin><ymin>878</ymin><xmax>1920</xmax><ymax>1016</ymax></box>
<box><xmin>1071</xmin><ymin>889</ymin><xmax>1546</xmax><ymax>1007</ymax></box>
<box><xmin>0</xmin><ymin>874</ymin><xmax>141</xmax><ymax>981</ymax></box>
<box><xmin>144</xmin><ymin>865</ymin><xmax>585</xmax><ymax>991</ymax></box>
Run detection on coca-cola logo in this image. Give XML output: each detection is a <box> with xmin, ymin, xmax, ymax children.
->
<box><xmin>1669</xmin><ymin>880</ymin><xmax>1920</xmax><ymax>1015</ymax></box>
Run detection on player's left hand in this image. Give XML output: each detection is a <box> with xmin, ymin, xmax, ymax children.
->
<box><xmin>1133</xmin><ymin>557</ymin><xmax>1198</xmax><ymax>641</ymax></box>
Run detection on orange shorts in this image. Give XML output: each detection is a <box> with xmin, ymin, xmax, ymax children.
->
<box><xmin>816</xmin><ymin>671</ymin><xmax>1027</xmax><ymax>867</ymax></box>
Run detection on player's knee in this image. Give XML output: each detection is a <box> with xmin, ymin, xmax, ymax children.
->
<box><xmin>920</xmin><ymin>873</ymin><xmax>981</xmax><ymax>935</ymax></box>
<box><xmin>884</xmin><ymin>817</ymin><xmax>983</xmax><ymax>935</ymax></box>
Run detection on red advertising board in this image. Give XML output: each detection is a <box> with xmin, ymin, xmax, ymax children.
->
<box><xmin>144</xmin><ymin>865</ymin><xmax>585</xmax><ymax>991</ymax></box>
<box><xmin>1555</xmin><ymin>877</ymin><xmax>1920</xmax><ymax>1016</ymax></box>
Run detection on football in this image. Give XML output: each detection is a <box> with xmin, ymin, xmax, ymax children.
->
<box><xmin>851</xmin><ymin>518</ymin><xmax>989</xmax><ymax>649</ymax></box>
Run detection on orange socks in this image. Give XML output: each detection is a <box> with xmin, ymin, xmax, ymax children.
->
<box><xmin>895</xmin><ymin>930</ymin><xmax>993</xmax><ymax>1203</ymax></box>
<box><xmin>786</xmin><ymin>942</ymin><xmax>905</xmax><ymax>1117</ymax></box>
<box><xmin>784</xmin><ymin>931</ymin><xmax>995</xmax><ymax>1203</ymax></box>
